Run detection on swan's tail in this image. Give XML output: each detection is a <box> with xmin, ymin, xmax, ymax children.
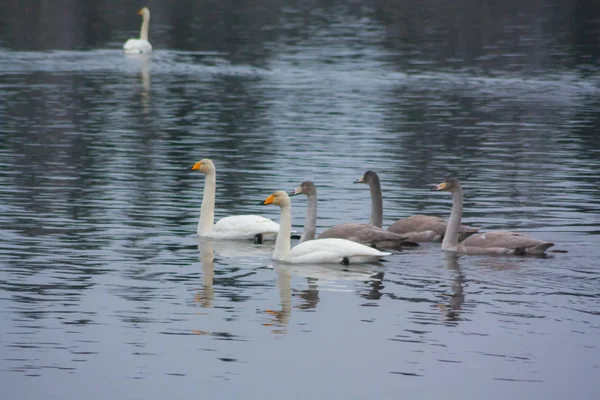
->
<box><xmin>523</xmin><ymin>242</ymin><xmax>554</xmax><ymax>255</ymax></box>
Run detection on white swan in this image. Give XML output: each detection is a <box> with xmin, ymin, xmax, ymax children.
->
<box><xmin>290</xmin><ymin>181</ymin><xmax>417</xmax><ymax>249</ymax></box>
<box><xmin>190</xmin><ymin>159</ymin><xmax>279</xmax><ymax>241</ymax></box>
<box><xmin>123</xmin><ymin>7</ymin><xmax>153</xmax><ymax>54</ymax></box>
<box><xmin>262</xmin><ymin>191</ymin><xmax>390</xmax><ymax>264</ymax></box>
<box><xmin>433</xmin><ymin>178</ymin><xmax>554</xmax><ymax>255</ymax></box>
<box><xmin>356</xmin><ymin>170</ymin><xmax>479</xmax><ymax>243</ymax></box>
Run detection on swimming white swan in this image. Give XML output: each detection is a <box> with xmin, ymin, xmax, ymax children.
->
<box><xmin>123</xmin><ymin>7</ymin><xmax>153</xmax><ymax>54</ymax></box>
<box><xmin>190</xmin><ymin>159</ymin><xmax>279</xmax><ymax>241</ymax></box>
<box><xmin>262</xmin><ymin>191</ymin><xmax>390</xmax><ymax>264</ymax></box>
<box><xmin>290</xmin><ymin>181</ymin><xmax>417</xmax><ymax>249</ymax></box>
<box><xmin>356</xmin><ymin>171</ymin><xmax>479</xmax><ymax>243</ymax></box>
<box><xmin>433</xmin><ymin>178</ymin><xmax>554</xmax><ymax>255</ymax></box>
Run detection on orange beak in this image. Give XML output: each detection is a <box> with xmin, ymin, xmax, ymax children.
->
<box><xmin>262</xmin><ymin>194</ymin><xmax>275</xmax><ymax>205</ymax></box>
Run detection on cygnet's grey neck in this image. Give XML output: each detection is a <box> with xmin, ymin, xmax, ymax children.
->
<box><xmin>368</xmin><ymin>175</ymin><xmax>383</xmax><ymax>228</ymax></box>
<box><xmin>301</xmin><ymin>193</ymin><xmax>317</xmax><ymax>242</ymax></box>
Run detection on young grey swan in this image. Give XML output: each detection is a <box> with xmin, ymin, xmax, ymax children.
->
<box><xmin>290</xmin><ymin>181</ymin><xmax>417</xmax><ymax>250</ymax></box>
<box><xmin>356</xmin><ymin>171</ymin><xmax>479</xmax><ymax>243</ymax></box>
<box><xmin>433</xmin><ymin>178</ymin><xmax>554</xmax><ymax>255</ymax></box>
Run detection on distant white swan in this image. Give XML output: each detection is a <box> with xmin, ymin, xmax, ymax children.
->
<box><xmin>433</xmin><ymin>177</ymin><xmax>554</xmax><ymax>255</ymax></box>
<box><xmin>190</xmin><ymin>159</ymin><xmax>279</xmax><ymax>242</ymax></box>
<box><xmin>123</xmin><ymin>7</ymin><xmax>153</xmax><ymax>54</ymax></box>
<box><xmin>262</xmin><ymin>191</ymin><xmax>390</xmax><ymax>264</ymax></box>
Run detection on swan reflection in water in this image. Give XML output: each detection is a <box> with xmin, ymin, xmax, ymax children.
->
<box><xmin>436</xmin><ymin>253</ymin><xmax>534</xmax><ymax>325</ymax></box>
<box><xmin>195</xmin><ymin>238</ymin><xmax>273</xmax><ymax>309</ymax></box>
<box><xmin>195</xmin><ymin>239</ymin><xmax>216</xmax><ymax>308</ymax></box>
<box><xmin>437</xmin><ymin>253</ymin><xmax>466</xmax><ymax>325</ymax></box>
<box><xmin>264</xmin><ymin>262</ymin><xmax>384</xmax><ymax>332</ymax></box>
<box><xmin>124</xmin><ymin>53</ymin><xmax>151</xmax><ymax>112</ymax></box>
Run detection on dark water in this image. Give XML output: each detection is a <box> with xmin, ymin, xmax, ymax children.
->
<box><xmin>1</xmin><ymin>1</ymin><xmax>599</xmax><ymax>399</ymax></box>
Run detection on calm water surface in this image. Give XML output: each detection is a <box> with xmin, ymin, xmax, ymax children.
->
<box><xmin>1</xmin><ymin>1</ymin><xmax>599</xmax><ymax>399</ymax></box>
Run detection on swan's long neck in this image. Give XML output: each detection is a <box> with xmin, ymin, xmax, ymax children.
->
<box><xmin>198</xmin><ymin>172</ymin><xmax>216</xmax><ymax>235</ymax></box>
<box><xmin>301</xmin><ymin>193</ymin><xmax>317</xmax><ymax>242</ymax></box>
<box><xmin>140</xmin><ymin>11</ymin><xmax>150</xmax><ymax>41</ymax></box>
<box><xmin>442</xmin><ymin>185</ymin><xmax>463</xmax><ymax>251</ymax></box>
<box><xmin>369</xmin><ymin>176</ymin><xmax>383</xmax><ymax>228</ymax></box>
<box><xmin>273</xmin><ymin>204</ymin><xmax>292</xmax><ymax>260</ymax></box>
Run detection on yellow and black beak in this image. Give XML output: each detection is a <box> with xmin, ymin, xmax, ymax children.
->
<box><xmin>289</xmin><ymin>187</ymin><xmax>302</xmax><ymax>197</ymax></box>
<box><xmin>433</xmin><ymin>181</ymin><xmax>448</xmax><ymax>191</ymax></box>
<box><xmin>354</xmin><ymin>175</ymin><xmax>365</xmax><ymax>184</ymax></box>
<box><xmin>190</xmin><ymin>161</ymin><xmax>202</xmax><ymax>171</ymax></box>
<box><xmin>261</xmin><ymin>194</ymin><xmax>275</xmax><ymax>205</ymax></box>
<box><xmin>137</xmin><ymin>8</ymin><xmax>144</xmax><ymax>15</ymax></box>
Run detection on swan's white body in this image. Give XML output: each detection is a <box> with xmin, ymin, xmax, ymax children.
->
<box><xmin>434</xmin><ymin>178</ymin><xmax>554</xmax><ymax>255</ymax></box>
<box><xmin>124</xmin><ymin>39</ymin><xmax>152</xmax><ymax>54</ymax></box>
<box><xmin>264</xmin><ymin>191</ymin><xmax>390</xmax><ymax>264</ymax></box>
<box><xmin>279</xmin><ymin>238</ymin><xmax>389</xmax><ymax>264</ymax></box>
<box><xmin>124</xmin><ymin>8</ymin><xmax>153</xmax><ymax>54</ymax></box>
<box><xmin>206</xmin><ymin>215</ymin><xmax>279</xmax><ymax>240</ymax></box>
<box><xmin>191</xmin><ymin>159</ymin><xmax>279</xmax><ymax>240</ymax></box>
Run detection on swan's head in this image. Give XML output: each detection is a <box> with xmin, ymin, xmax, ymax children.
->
<box><xmin>289</xmin><ymin>181</ymin><xmax>316</xmax><ymax>197</ymax></box>
<box><xmin>433</xmin><ymin>177</ymin><xmax>461</xmax><ymax>192</ymax></box>
<box><xmin>138</xmin><ymin>7</ymin><xmax>150</xmax><ymax>17</ymax></box>
<box><xmin>190</xmin><ymin>159</ymin><xmax>216</xmax><ymax>175</ymax></box>
<box><xmin>355</xmin><ymin>170</ymin><xmax>379</xmax><ymax>185</ymax></box>
<box><xmin>262</xmin><ymin>191</ymin><xmax>291</xmax><ymax>207</ymax></box>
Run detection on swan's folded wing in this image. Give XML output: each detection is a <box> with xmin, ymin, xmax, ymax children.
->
<box><xmin>123</xmin><ymin>39</ymin><xmax>153</xmax><ymax>53</ymax></box>
<box><xmin>318</xmin><ymin>224</ymin><xmax>372</xmax><ymax>240</ymax></box>
<box><xmin>212</xmin><ymin>215</ymin><xmax>279</xmax><ymax>239</ymax></box>
<box><xmin>388</xmin><ymin>215</ymin><xmax>446</xmax><ymax>234</ymax></box>
<box><xmin>318</xmin><ymin>224</ymin><xmax>413</xmax><ymax>249</ymax></box>
<box><xmin>283</xmin><ymin>249</ymin><xmax>346</xmax><ymax>264</ymax></box>
<box><xmin>319</xmin><ymin>224</ymin><xmax>401</xmax><ymax>241</ymax></box>
<box><xmin>461</xmin><ymin>231</ymin><xmax>552</xmax><ymax>250</ymax></box>
<box><xmin>388</xmin><ymin>215</ymin><xmax>478</xmax><ymax>242</ymax></box>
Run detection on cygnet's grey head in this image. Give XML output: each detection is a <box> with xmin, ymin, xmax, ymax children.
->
<box><xmin>433</xmin><ymin>177</ymin><xmax>461</xmax><ymax>192</ymax></box>
<box><xmin>290</xmin><ymin>181</ymin><xmax>316</xmax><ymax>197</ymax></box>
<box><xmin>355</xmin><ymin>170</ymin><xmax>379</xmax><ymax>185</ymax></box>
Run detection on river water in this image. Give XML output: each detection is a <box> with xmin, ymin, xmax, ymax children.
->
<box><xmin>1</xmin><ymin>1</ymin><xmax>599</xmax><ymax>399</ymax></box>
